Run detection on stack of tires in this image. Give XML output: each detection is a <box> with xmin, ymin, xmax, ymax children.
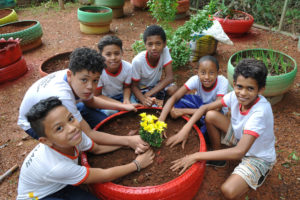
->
<box><xmin>94</xmin><ymin>0</ymin><xmax>125</xmax><ymax>18</ymax></box>
<box><xmin>0</xmin><ymin>8</ymin><xmax>18</xmax><ymax>25</ymax></box>
<box><xmin>0</xmin><ymin>38</ymin><xmax>28</xmax><ymax>83</ymax></box>
<box><xmin>0</xmin><ymin>0</ymin><xmax>16</xmax><ymax>9</ymax></box>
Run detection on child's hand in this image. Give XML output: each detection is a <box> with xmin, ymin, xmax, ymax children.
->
<box><xmin>166</xmin><ymin>129</ymin><xmax>189</xmax><ymax>149</ymax></box>
<box><xmin>170</xmin><ymin>154</ymin><xmax>197</xmax><ymax>175</ymax></box>
<box><xmin>135</xmin><ymin>149</ymin><xmax>155</xmax><ymax>169</ymax></box>
<box><xmin>142</xmin><ymin>97</ymin><xmax>156</xmax><ymax>107</ymax></box>
<box><xmin>122</xmin><ymin>104</ymin><xmax>137</xmax><ymax>112</ymax></box>
<box><xmin>128</xmin><ymin>135</ymin><xmax>150</xmax><ymax>154</ymax></box>
<box><xmin>170</xmin><ymin>108</ymin><xmax>184</xmax><ymax>119</ymax></box>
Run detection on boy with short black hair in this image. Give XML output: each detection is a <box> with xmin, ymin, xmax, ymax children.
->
<box><xmin>18</xmin><ymin>47</ymin><xmax>149</xmax><ymax>154</ymax></box>
<box><xmin>96</xmin><ymin>35</ymin><xmax>136</xmax><ymax>116</ymax></box>
<box><xmin>170</xmin><ymin>58</ymin><xmax>276</xmax><ymax>199</ymax></box>
<box><xmin>17</xmin><ymin>97</ymin><xmax>154</xmax><ymax>200</ymax></box>
<box><xmin>131</xmin><ymin>25</ymin><xmax>177</xmax><ymax>107</ymax></box>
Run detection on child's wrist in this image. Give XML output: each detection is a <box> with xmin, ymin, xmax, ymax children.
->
<box><xmin>132</xmin><ymin>160</ymin><xmax>141</xmax><ymax>171</ymax></box>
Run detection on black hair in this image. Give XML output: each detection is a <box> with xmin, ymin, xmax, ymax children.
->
<box><xmin>198</xmin><ymin>55</ymin><xmax>219</xmax><ymax>71</ymax></box>
<box><xmin>233</xmin><ymin>58</ymin><xmax>268</xmax><ymax>89</ymax></box>
<box><xmin>68</xmin><ymin>47</ymin><xmax>106</xmax><ymax>74</ymax></box>
<box><xmin>143</xmin><ymin>25</ymin><xmax>166</xmax><ymax>43</ymax></box>
<box><xmin>97</xmin><ymin>35</ymin><xmax>123</xmax><ymax>53</ymax></box>
<box><xmin>26</xmin><ymin>97</ymin><xmax>62</xmax><ymax>138</ymax></box>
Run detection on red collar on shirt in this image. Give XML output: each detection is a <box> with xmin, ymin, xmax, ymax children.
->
<box><xmin>105</xmin><ymin>63</ymin><xmax>122</xmax><ymax>77</ymax></box>
<box><xmin>146</xmin><ymin>51</ymin><xmax>160</xmax><ymax>68</ymax></box>
<box><xmin>239</xmin><ymin>97</ymin><xmax>260</xmax><ymax>115</ymax></box>
<box><xmin>50</xmin><ymin>146</ymin><xmax>79</xmax><ymax>160</ymax></box>
<box><xmin>202</xmin><ymin>78</ymin><xmax>218</xmax><ymax>92</ymax></box>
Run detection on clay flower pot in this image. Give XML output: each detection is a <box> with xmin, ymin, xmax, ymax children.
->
<box><xmin>94</xmin><ymin>0</ymin><xmax>125</xmax><ymax>18</ymax></box>
<box><xmin>0</xmin><ymin>20</ymin><xmax>43</xmax><ymax>52</ymax></box>
<box><xmin>81</xmin><ymin>107</ymin><xmax>206</xmax><ymax>200</ymax></box>
<box><xmin>0</xmin><ymin>8</ymin><xmax>18</xmax><ymax>25</ymax></box>
<box><xmin>77</xmin><ymin>6</ymin><xmax>113</xmax><ymax>34</ymax></box>
<box><xmin>213</xmin><ymin>10</ymin><xmax>254</xmax><ymax>37</ymax></box>
<box><xmin>39</xmin><ymin>52</ymin><xmax>71</xmax><ymax>77</ymax></box>
<box><xmin>130</xmin><ymin>0</ymin><xmax>149</xmax><ymax>8</ymax></box>
<box><xmin>0</xmin><ymin>38</ymin><xmax>22</xmax><ymax>68</ymax></box>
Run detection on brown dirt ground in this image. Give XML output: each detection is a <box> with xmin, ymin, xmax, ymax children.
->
<box><xmin>0</xmin><ymin>1</ymin><xmax>299</xmax><ymax>199</ymax></box>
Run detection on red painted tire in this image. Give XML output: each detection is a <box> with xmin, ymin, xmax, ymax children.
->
<box><xmin>0</xmin><ymin>57</ymin><xmax>27</xmax><ymax>83</ymax></box>
<box><xmin>0</xmin><ymin>38</ymin><xmax>22</xmax><ymax>68</ymax></box>
<box><xmin>213</xmin><ymin>10</ymin><xmax>254</xmax><ymax>36</ymax></box>
<box><xmin>81</xmin><ymin>107</ymin><xmax>206</xmax><ymax>200</ymax></box>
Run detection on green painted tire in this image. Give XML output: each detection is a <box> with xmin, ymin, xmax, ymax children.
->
<box><xmin>0</xmin><ymin>0</ymin><xmax>16</xmax><ymax>9</ymax></box>
<box><xmin>94</xmin><ymin>0</ymin><xmax>124</xmax><ymax>8</ymax></box>
<box><xmin>0</xmin><ymin>9</ymin><xmax>18</xmax><ymax>25</ymax></box>
<box><xmin>227</xmin><ymin>48</ymin><xmax>297</xmax><ymax>97</ymax></box>
<box><xmin>79</xmin><ymin>22</ymin><xmax>110</xmax><ymax>34</ymax></box>
<box><xmin>0</xmin><ymin>20</ymin><xmax>43</xmax><ymax>50</ymax></box>
<box><xmin>78</xmin><ymin>6</ymin><xmax>112</xmax><ymax>25</ymax></box>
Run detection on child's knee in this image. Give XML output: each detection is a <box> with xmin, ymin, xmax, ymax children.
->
<box><xmin>205</xmin><ymin>110</ymin><xmax>218</xmax><ymax>123</ymax></box>
<box><xmin>221</xmin><ymin>183</ymin><xmax>237</xmax><ymax>200</ymax></box>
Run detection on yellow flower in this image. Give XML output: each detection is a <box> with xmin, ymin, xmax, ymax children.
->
<box><xmin>155</xmin><ymin>121</ymin><xmax>167</xmax><ymax>133</ymax></box>
<box><xmin>140</xmin><ymin>112</ymin><xmax>147</xmax><ymax>118</ymax></box>
<box><xmin>144</xmin><ymin>124</ymin><xmax>155</xmax><ymax>134</ymax></box>
<box><xmin>140</xmin><ymin>120</ymin><xmax>148</xmax><ymax>128</ymax></box>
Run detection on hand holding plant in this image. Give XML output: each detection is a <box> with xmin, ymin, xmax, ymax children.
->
<box><xmin>139</xmin><ymin>112</ymin><xmax>167</xmax><ymax>148</ymax></box>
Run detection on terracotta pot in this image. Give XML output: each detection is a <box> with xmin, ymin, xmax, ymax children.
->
<box><xmin>130</xmin><ymin>0</ymin><xmax>148</xmax><ymax>8</ymax></box>
<box><xmin>0</xmin><ymin>38</ymin><xmax>22</xmax><ymax>68</ymax></box>
<box><xmin>39</xmin><ymin>52</ymin><xmax>71</xmax><ymax>77</ymax></box>
<box><xmin>176</xmin><ymin>0</ymin><xmax>189</xmax><ymax>14</ymax></box>
<box><xmin>81</xmin><ymin>107</ymin><xmax>206</xmax><ymax>200</ymax></box>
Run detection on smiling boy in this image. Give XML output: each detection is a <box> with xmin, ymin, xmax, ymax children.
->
<box><xmin>18</xmin><ymin>47</ymin><xmax>149</xmax><ymax>154</ymax></box>
<box><xmin>170</xmin><ymin>59</ymin><xmax>276</xmax><ymax>199</ymax></box>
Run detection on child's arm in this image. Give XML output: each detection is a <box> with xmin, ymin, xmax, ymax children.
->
<box><xmin>83</xmin><ymin>149</ymin><xmax>155</xmax><ymax>183</ymax></box>
<box><xmin>90</xmin><ymin>143</ymin><xmax>122</xmax><ymax>154</ymax></box>
<box><xmin>145</xmin><ymin>64</ymin><xmax>174</xmax><ymax>98</ymax></box>
<box><xmin>80</xmin><ymin>120</ymin><xmax>149</xmax><ymax>154</ymax></box>
<box><xmin>166</xmin><ymin>99</ymin><xmax>223</xmax><ymax>148</ymax></box>
<box><xmin>159</xmin><ymin>85</ymin><xmax>188</xmax><ymax>121</ymax></box>
<box><xmin>123</xmin><ymin>85</ymin><xmax>131</xmax><ymax>104</ymax></box>
<box><xmin>171</xmin><ymin>134</ymin><xmax>256</xmax><ymax>174</ymax></box>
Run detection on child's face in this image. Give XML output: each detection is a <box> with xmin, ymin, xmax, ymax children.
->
<box><xmin>234</xmin><ymin>75</ymin><xmax>263</xmax><ymax>110</ymax></box>
<box><xmin>101</xmin><ymin>44</ymin><xmax>122</xmax><ymax>73</ymax></box>
<box><xmin>67</xmin><ymin>69</ymin><xmax>100</xmax><ymax>100</ymax></box>
<box><xmin>198</xmin><ymin>60</ymin><xmax>218</xmax><ymax>89</ymax></box>
<box><xmin>145</xmin><ymin>35</ymin><xmax>166</xmax><ymax>60</ymax></box>
<box><xmin>42</xmin><ymin>106</ymin><xmax>82</xmax><ymax>150</ymax></box>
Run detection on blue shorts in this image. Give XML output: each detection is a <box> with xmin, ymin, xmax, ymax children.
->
<box><xmin>101</xmin><ymin>94</ymin><xmax>137</xmax><ymax>116</ymax></box>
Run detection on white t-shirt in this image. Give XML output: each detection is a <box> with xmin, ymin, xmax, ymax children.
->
<box><xmin>131</xmin><ymin>47</ymin><xmax>172</xmax><ymax>88</ymax></box>
<box><xmin>222</xmin><ymin>91</ymin><xmax>276</xmax><ymax>163</ymax></box>
<box><xmin>17</xmin><ymin>132</ymin><xmax>94</xmax><ymax>200</ymax></box>
<box><xmin>184</xmin><ymin>75</ymin><xmax>228</xmax><ymax>104</ymax></box>
<box><xmin>97</xmin><ymin>60</ymin><xmax>132</xmax><ymax>97</ymax></box>
<box><xmin>18</xmin><ymin>69</ymin><xmax>91</xmax><ymax>131</ymax></box>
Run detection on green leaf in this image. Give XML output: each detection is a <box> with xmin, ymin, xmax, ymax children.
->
<box><xmin>278</xmin><ymin>173</ymin><xmax>282</xmax><ymax>180</ymax></box>
<box><xmin>281</xmin><ymin>162</ymin><xmax>291</xmax><ymax>168</ymax></box>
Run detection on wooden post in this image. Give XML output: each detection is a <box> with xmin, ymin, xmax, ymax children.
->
<box><xmin>58</xmin><ymin>0</ymin><xmax>65</xmax><ymax>10</ymax></box>
<box><xmin>278</xmin><ymin>0</ymin><xmax>289</xmax><ymax>31</ymax></box>
<box><xmin>298</xmin><ymin>36</ymin><xmax>300</xmax><ymax>52</ymax></box>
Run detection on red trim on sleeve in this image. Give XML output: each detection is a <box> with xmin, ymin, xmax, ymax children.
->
<box><xmin>217</xmin><ymin>94</ymin><xmax>224</xmax><ymax>97</ymax></box>
<box><xmin>96</xmin><ymin>86</ymin><xmax>103</xmax><ymax>90</ymax></box>
<box><xmin>73</xmin><ymin>167</ymin><xmax>90</xmax><ymax>186</ymax></box>
<box><xmin>124</xmin><ymin>82</ymin><xmax>130</xmax><ymax>86</ymax></box>
<box><xmin>244</xmin><ymin>130</ymin><xmax>259</xmax><ymax>138</ymax></box>
<box><xmin>184</xmin><ymin>84</ymin><xmax>191</xmax><ymax>91</ymax></box>
<box><xmin>132</xmin><ymin>78</ymin><xmax>140</xmax><ymax>82</ymax></box>
<box><xmin>87</xmin><ymin>140</ymin><xmax>95</xmax><ymax>152</ymax></box>
<box><xmin>221</xmin><ymin>98</ymin><xmax>227</xmax><ymax>107</ymax></box>
<box><xmin>163</xmin><ymin>60</ymin><xmax>172</xmax><ymax>67</ymax></box>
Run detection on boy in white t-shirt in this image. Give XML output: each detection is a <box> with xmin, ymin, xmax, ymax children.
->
<box><xmin>159</xmin><ymin>55</ymin><xmax>228</xmax><ymax>145</ymax></box>
<box><xmin>17</xmin><ymin>97</ymin><xmax>155</xmax><ymax>200</ymax></box>
<box><xmin>170</xmin><ymin>59</ymin><xmax>276</xmax><ymax>199</ymax></box>
<box><xmin>18</xmin><ymin>48</ymin><xmax>149</xmax><ymax>154</ymax></box>
<box><xmin>131</xmin><ymin>25</ymin><xmax>177</xmax><ymax>107</ymax></box>
<box><xmin>96</xmin><ymin>35</ymin><xmax>136</xmax><ymax>116</ymax></box>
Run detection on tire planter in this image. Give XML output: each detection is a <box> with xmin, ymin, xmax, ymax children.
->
<box><xmin>0</xmin><ymin>38</ymin><xmax>22</xmax><ymax>68</ymax></box>
<box><xmin>227</xmin><ymin>49</ymin><xmax>297</xmax><ymax>105</ymax></box>
<box><xmin>81</xmin><ymin>107</ymin><xmax>206</xmax><ymax>200</ymax></box>
<box><xmin>77</xmin><ymin>6</ymin><xmax>112</xmax><ymax>34</ymax></box>
<box><xmin>130</xmin><ymin>0</ymin><xmax>148</xmax><ymax>9</ymax></box>
<box><xmin>0</xmin><ymin>0</ymin><xmax>16</xmax><ymax>9</ymax></box>
<box><xmin>0</xmin><ymin>20</ymin><xmax>43</xmax><ymax>52</ymax></box>
<box><xmin>94</xmin><ymin>0</ymin><xmax>125</xmax><ymax>18</ymax></box>
<box><xmin>39</xmin><ymin>51</ymin><xmax>71</xmax><ymax>77</ymax></box>
<box><xmin>0</xmin><ymin>57</ymin><xmax>27</xmax><ymax>83</ymax></box>
<box><xmin>213</xmin><ymin>10</ymin><xmax>254</xmax><ymax>37</ymax></box>
<box><xmin>0</xmin><ymin>9</ymin><xmax>18</xmax><ymax>25</ymax></box>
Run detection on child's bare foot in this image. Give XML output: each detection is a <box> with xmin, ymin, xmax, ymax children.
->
<box><xmin>170</xmin><ymin>108</ymin><xmax>184</xmax><ymax>119</ymax></box>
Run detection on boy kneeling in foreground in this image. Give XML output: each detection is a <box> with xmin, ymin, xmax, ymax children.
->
<box><xmin>170</xmin><ymin>59</ymin><xmax>276</xmax><ymax>199</ymax></box>
<box><xmin>17</xmin><ymin>97</ymin><xmax>154</xmax><ymax>200</ymax></box>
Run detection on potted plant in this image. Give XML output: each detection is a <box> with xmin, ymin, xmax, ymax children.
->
<box><xmin>227</xmin><ymin>48</ymin><xmax>297</xmax><ymax>105</ymax></box>
<box><xmin>94</xmin><ymin>0</ymin><xmax>125</xmax><ymax>18</ymax></box>
<box><xmin>213</xmin><ymin>0</ymin><xmax>254</xmax><ymax>37</ymax></box>
<box><xmin>81</xmin><ymin>107</ymin><xmax>206</xmax><ymax>200</ymax></box>
<box><xmin>130</xmin><ymin>0</ymin><xmax>149</xmax><ymax>9</ymax></box>
<box><xmin>77</xmin><ymin>6</ymin><xmax>113</xmax><ymax>34</ymax></box>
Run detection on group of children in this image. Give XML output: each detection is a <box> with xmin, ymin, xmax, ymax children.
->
<box><xmin>16</xmin><ymin>24</ymin><xmax>276</xmax><ymax>200</ymax></box>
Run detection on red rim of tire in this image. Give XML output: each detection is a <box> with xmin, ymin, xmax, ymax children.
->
<box><xmin>0</xmin><ymin>39</ymin><xmax>22</xmax><ymax>68</ymax></box>
<box><xmin>81</xmin><ymin>107</ymin><xmax>206</xmax><ymax>200</ymax></box>
<box><xmin>0</xmin><ymin>57</ymin><xmax>27</xmax><ymax>83</ymax></box>
<box><xmin>213</xmin><ymin>10</ymin><xmax>254</xmax><ymax>35</ymax></box>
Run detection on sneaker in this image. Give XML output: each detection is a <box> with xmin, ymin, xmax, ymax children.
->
<box><xmin>206</xmin><ymin>160</ymin><xmax>227</xmax><ymax>167</ymax></box>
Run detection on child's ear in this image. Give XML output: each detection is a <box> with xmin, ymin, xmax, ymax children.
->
<box><xmin>38</xmin><ymin>137</ymin><xmax>53</xmax><ymax>147</ymax></box>
<box><xmin>66</xmin><ymin>69</ymin><xmax>72</xmax><ymax>82</ymax></box>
